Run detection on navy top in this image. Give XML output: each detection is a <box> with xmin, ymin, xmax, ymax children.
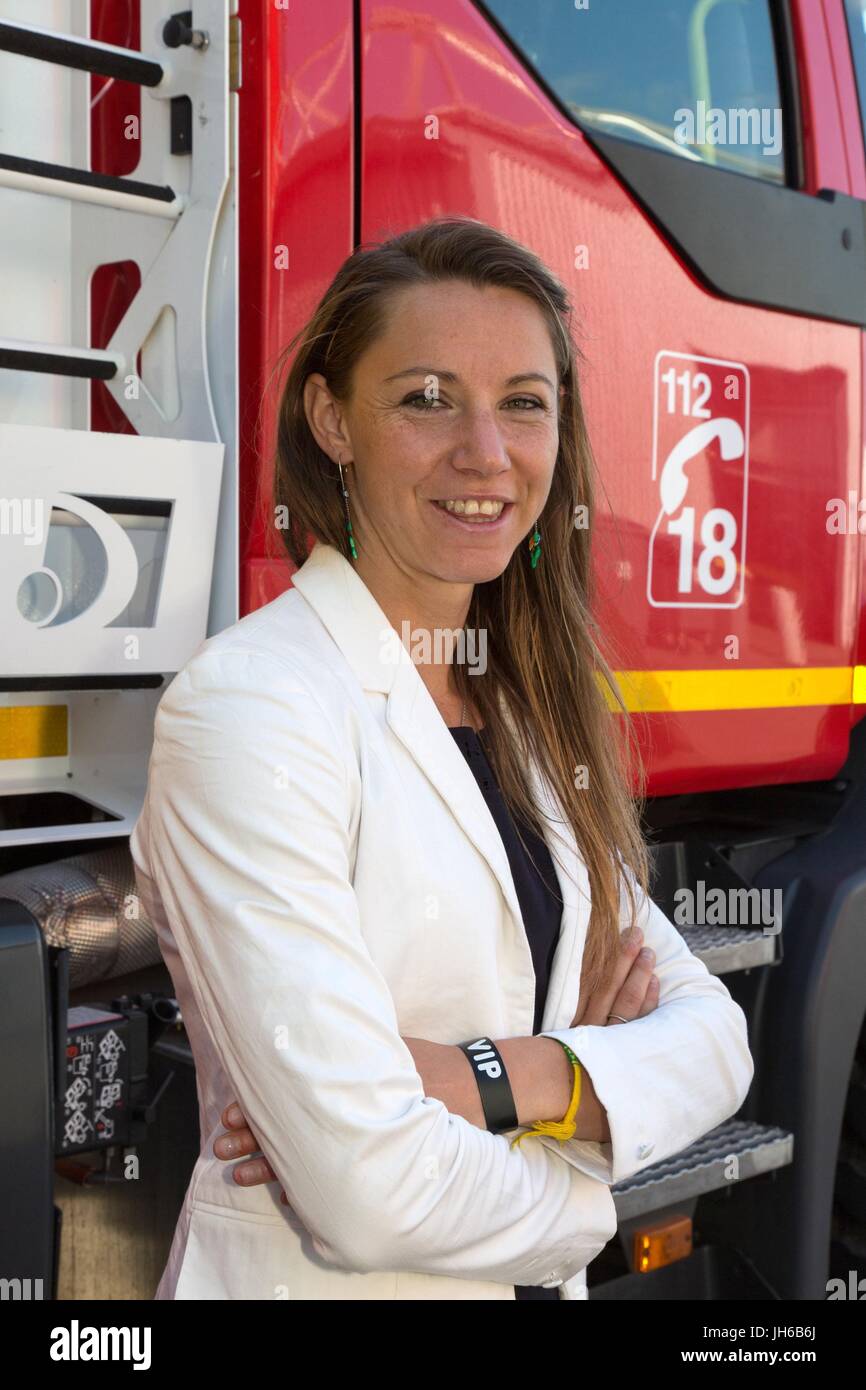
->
<box><xmin>449</xmin><ymin>723</ymin><xmax>564</xmax><ymax>1301</ymax></box>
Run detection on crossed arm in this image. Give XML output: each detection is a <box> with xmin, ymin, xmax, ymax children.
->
<box><xmin>214</xmin><ymin>924</ymin><xmax>660</xmax><ymax>1191</ymax></box>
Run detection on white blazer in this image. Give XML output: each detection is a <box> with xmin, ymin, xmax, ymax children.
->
<box><xmin>130</xmin><ymin>539</ymin><xmax>753</xmax><ymax>1301</ymax></box>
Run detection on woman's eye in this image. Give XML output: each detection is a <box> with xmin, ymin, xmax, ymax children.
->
<box><xmin>402</xmin><ymin>393</ymin><xmax>545</xmax><ymax>411</ymax></box>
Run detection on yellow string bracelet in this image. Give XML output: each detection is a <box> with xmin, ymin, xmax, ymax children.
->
<box><xmin>510</xmin><ymin>1039</ymin><xmax>582</xmax><ymax>1148</ymax></box>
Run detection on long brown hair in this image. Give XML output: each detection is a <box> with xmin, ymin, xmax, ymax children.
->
<box><xmin>264</xmin><ymin>216</ymin><xmax>649</xmax><ymax>995</ymax></box>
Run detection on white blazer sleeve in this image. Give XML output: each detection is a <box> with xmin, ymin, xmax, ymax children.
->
<box><xmin>131</xmin><ymin>649</ymin><xmax>617</xmax><ymax>1287</ymax></box>
<box><xmin>535</xmin><ymin>864</ymin><xmax>755</xmax><ymax>1186</ymax></box>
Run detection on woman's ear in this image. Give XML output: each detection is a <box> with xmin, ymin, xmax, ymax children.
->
<box><xmin>303</xmin><ymin>372</ymin><xmax>352</xmax><ymax>464</ymax></box>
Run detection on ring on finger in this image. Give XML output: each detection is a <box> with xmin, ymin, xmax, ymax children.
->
<box><xmin>607</xmin><ymin>1013</ymin><xmax>629</xmax><ymax>1024</ymax></box>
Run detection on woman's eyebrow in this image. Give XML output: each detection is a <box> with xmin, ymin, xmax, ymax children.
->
<box><xmin>383</xmin><ymin>366</ymin><xmax>556</xmax><ymax>390</ymax></box>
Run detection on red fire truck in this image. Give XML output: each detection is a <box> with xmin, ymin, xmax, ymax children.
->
<box><xmin>1</xmin><ymin>0</ymin><xmax>865</xmax><ymax>1301</ymax></box>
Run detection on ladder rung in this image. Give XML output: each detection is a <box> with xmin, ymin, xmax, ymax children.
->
<box><xmin>0</xmin><ymin>339</ymin><xmax>120</xmax><ymax>380</ymax></box>
<box><xmin>0</xmin><ymin>153</ymin><xmax>182</xmax><ymax>219</ymax></box>
<box><xmin>0</xmin><ymin>19</ymin><xmax>164</xmax><ymax>87</ymax></box>
<box><xmin>0</xmin><ymin>676</ymin><xmax>165</xmax><ymax>692</ymax></box>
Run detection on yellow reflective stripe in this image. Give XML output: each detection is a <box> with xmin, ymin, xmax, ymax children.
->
<box><xmin>0</xmin><ymin>705</ymin><xmax>68</xmax><ymax>759</ymax></box>
<box><xmin>600</xmin><ymin>667</ymin><xmax>866</xmax><ymax>713</ymax></box>
<box><xmin>3</xmin><ymin>672</ymin><xmax>865</xmax><ymax>757</ymax></box>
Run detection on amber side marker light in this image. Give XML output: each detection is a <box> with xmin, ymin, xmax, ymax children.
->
<box><xmin>633</xmin><ymin>1216</ymin><xmax>693</xmax><ymax>1273</ymax></box>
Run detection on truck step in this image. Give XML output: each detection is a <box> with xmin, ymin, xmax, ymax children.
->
<box><xmin>648</xmin><ymin>841</ymin><xmax>785</xmax><ymax>976</ymax></box>
<box><xmin>0</xmin><ymin>337</ymin><xmax>120</xmax><ymax>380</ymax></box>
<box><xmin>0</xmin><ymin>152</ymin><xmax>181</xmax><ymax>219</ymax></box>
<box><xmin>612</xmin><ymin>1119</ymin><xmax>793</xmax><ymax>1220</ymax></box>
<box><xmin>0</xmin><ymin>18</ymin><xmax>164</xmax><ymax>87</ymax></box>
<box><xmin>679</xmin><ymin>923</ymin><xmax>779</xmax><ymax>975</ymax></box>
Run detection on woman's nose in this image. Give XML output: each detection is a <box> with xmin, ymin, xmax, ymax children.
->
<box><xmin>454</xmin><ymin>408</ymin><xmax>510</xmax><ymax>471</ymax></box>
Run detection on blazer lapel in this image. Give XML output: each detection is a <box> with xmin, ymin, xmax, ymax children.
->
<box><xmin>524</xmin><ymin>751</ymin><xmax>592</xmax><ymax>1031</ymax></box>
<box><xmin>290</xmin><ymin>541</ymin><xmax>591</xmax><ymax>1030</ymax></box>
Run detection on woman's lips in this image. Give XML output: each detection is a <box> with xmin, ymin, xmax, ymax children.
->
<box><xmin>428</xmin><ymin>500</ymin><xmax>514</xmax><ymax>532</ymax></box>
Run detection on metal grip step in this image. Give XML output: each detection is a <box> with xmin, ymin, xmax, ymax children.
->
<box><xmin>0</xmin><ymin>19</ymin><xmax>164</xmax><ymax>87</ymax></box>
<box><xmin>0</xmin><ymin>151</ymin><xmax>177</xmax><ymax>206</ymax></box>
<box><xmin>682</xmin><ymin>923</ymin><xmax>779</xmax><ymax>974</ymax></box>
<box><xmin>612</xmin><ymin>1118</ymin><xmax>794</xmax><ymax>1220</ymax></box>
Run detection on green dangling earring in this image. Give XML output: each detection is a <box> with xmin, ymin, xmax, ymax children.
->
<box><xmin>528</xmin><ymin>521</ymin><xmax>542</xmax><ymax>570</ymax></box>
<box><xmin>337</xmin><ymin>456</ymin><xmax>358</xmax><ymax>561</ymax></box>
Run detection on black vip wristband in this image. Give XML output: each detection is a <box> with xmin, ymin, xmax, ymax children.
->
<box><xmin>457</xmin><ymin>1036</ymin><xmax>519</xmax><ymax>1133</ymax></box>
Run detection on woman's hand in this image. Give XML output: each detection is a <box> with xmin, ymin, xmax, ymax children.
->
<box><xmin>213</xmin><ymin>1041</ymin><xmax>459</xmax><ymax>1197</ymax></box>
<box><xmin>570</xmin><ymin>923</ymin><xmax>659</xmax><ymax>1027</ymax></box>
<box><xmin>213</xmin><ymin>1104</ymin><xmax>288</xmax><ymax>1201</ymax></box>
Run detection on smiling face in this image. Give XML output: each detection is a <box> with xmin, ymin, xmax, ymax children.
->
<box><xmin>303</xmin><ymin>279</ymin><xmax>563</xmax><ymax>589</ymax></box>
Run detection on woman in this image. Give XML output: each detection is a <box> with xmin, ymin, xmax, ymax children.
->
<box><xmin>130</xmin><ymin>216</ymin><xmax>753</xmax><ymax>1301</ymax></box>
